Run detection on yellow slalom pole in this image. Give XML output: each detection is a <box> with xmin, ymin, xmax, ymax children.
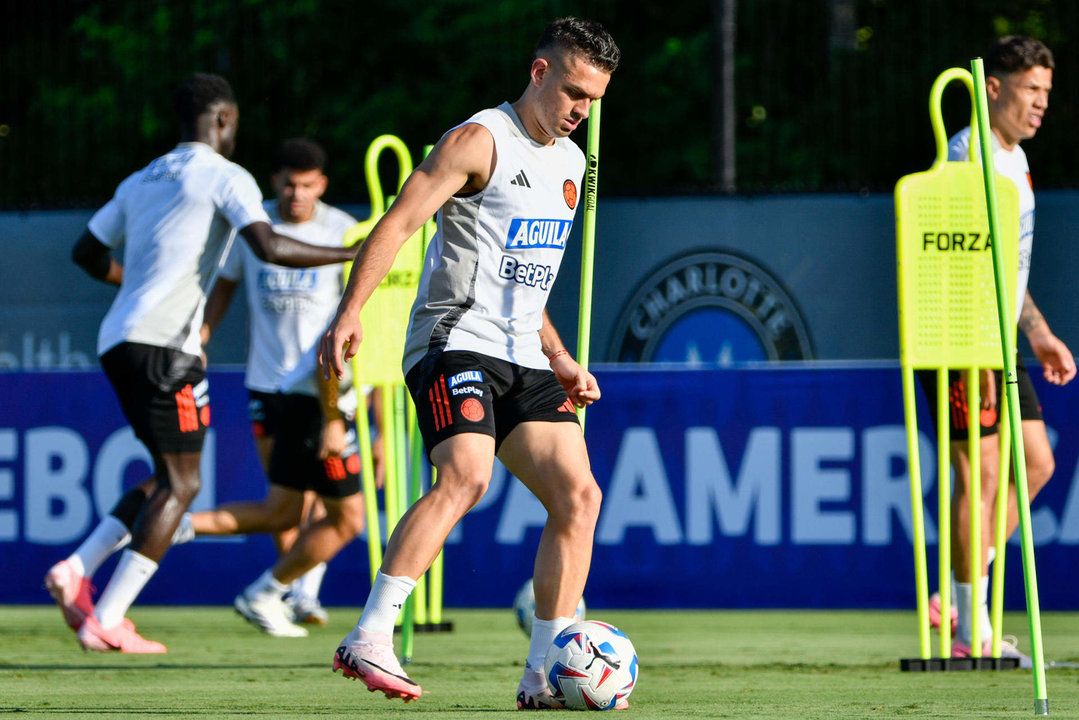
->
<box><xmin>967</xmin><ymin>367</ymin><xmax>982</xmax><ymax>657</ymax></box>
<box><xmin>936</xmin><ymin>368</ymin><xmax>951</xmax><ymax>658</ymax></box>
<box><xmin>355</xmin><ymin>388</ymin><xmax>382</xmax><ymax>585</ymax></box>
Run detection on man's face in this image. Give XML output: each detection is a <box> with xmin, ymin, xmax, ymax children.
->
<box><xmin>532</xmin><ymin>51</ymin><xmax>611</xmax><ymax>141</ymax></box>
<box><xmin>988</xmin><ymin>65</ymin><xmax>1052</xmax><ymax>149</ymax></box>
<box><xmin>271</xmin><ymin>167</ymin><xmax>327</xmax><ymax>223</ymax></box>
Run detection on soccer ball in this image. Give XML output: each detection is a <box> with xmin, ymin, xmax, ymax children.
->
<box><xmin>512</xmin><ymin>578</ymin><xmax>586</xmax><ymax>637</ymax></box>
<box><xmin>544</xmin><ymin>620</ymin><xmax>638</xmax><ymax>710</ymax></box>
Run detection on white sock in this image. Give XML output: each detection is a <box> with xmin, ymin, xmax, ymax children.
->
<box><xmin>94</xmin><ymin>549</ymin><xmax>158</xmax><ymax>629</ymax></box>
<box><xmin>527</xmin><ymin>616</ymin><xmax>575</xmax><ymax>673</ymax></box>
<box><xmin>70</xmin><ymin>515</ymin><xmax>131</xmax><ymax>577</ymax></box>
<box><xmin>955</xmin><ymin>580</ymin><xmax>973</xmax><ymax>644</ymax></box>
<box><xmin>357</xmin><ymin>571</ymin><xmax>416</xmax><ymax>636</ymax></box>
<box><xmin>293</xmin><ymin>562</ymin><xmax>327</xmax><ymax>600</ymax></box>
<box><xmin>246</xmin><ymin>569</ymin><xmax>288</xmax><ymax>601</ymax></box>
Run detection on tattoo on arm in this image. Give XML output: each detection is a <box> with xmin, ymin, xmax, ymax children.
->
<box><xmin>1019</xmin><ymin>290</ymin><xmax>1047</xmax><ymax>335</ymax></box>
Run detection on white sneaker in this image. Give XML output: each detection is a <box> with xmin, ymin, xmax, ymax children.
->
<box><xmin>517</xmin><ymin>665</ymin><xmax>630</xmax><ymax>710</ymax></box>
<box><xmin>170</xmin><ymin>513</ymin><xmax>195</xmax><ymax>545</ymax></box>
<box><xmin>287</xmin><ymin>593</ymin><xmax>329</xmax><ymax>626</ymax></box>
<box><xmin>516</xmin><ymin>667</ymin><xmax>565</xmax><ymax>710</ymax></box>
<box><xmin>333</xmin><ymin>627</ymin><xmax>421</xmax><ymax>701</ymax></box>
<box><xmin>999</xmin><ymin>635</ymin><xmax>1034</xmax><ymax>670</ymax></box>
<box><xmin>234</xmin><ymin>592</ymin><xmax>308</xmax><ymax>637</ymax></box>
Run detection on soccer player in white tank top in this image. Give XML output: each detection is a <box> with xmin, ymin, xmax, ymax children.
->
<box><xmin>45</xmin><ymin>75</ymin><xmax>356</xmax><ymax>653</ymax></box>
<box><xmin>919</xmin><ymin>37</ymin><xmax>1075</xmax><ymax>666</ymax></box>
<box><xmin>171</xmin><ymin>139</ymin><xmax>369</xmax><ymax>637</ymax></box>
<box><xmin>319</xmin><ymin>17</ymin><xmax>621</xmax><ymax>708</ymax></box>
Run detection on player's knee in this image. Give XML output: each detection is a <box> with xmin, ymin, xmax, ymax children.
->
<box><xmin>169</xmin><ymin>472</ymin><xmax>201</xmax><ymax>506</ymax></box>
<box><xmin>1028</xmin><ymin>455</ymin><xmax>1055</xmax><ymax>493</ymax></box>
<box><xmin>432</xmin><ymin>465</ymin><xmax>491</xmax><ymax>510</ymax></box>
<box><xmin>335</xmin><ymin>497</ymin><xmax>366</xmax><ymax>537</ymax></box>
<box><xmin>550</xmin><ymin>476</ymin><xmax>602</xmax><ymax>526</ymax></box>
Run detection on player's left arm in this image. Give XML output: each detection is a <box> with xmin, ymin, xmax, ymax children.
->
<box><xmin>71</xmin><ymin>230</ymin><xmax>123</xmax><ymax>286</ymax></box>
<box><xmin>1020</xmin><ymin>290</ymin><xmax>1077</xmax><ymax>385</ymax></box>
<box><xmin>539</xmin><ymin>309</ymin><xmax>600</xmax><ymax>407</ymax></box>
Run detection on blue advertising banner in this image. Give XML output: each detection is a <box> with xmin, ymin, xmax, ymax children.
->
<box><xmin>2</xmin><ymin>366</ymin><xmax>1078</xmax><ymax>611</ymax></box>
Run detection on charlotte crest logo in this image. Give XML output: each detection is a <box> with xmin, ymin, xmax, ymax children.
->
<box><xmin>609</xmin><ymin>251</ymin><xmax>814</xmax><ymax>363</ymax></box>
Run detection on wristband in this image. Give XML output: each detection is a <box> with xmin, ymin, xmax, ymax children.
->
<box><xmin>548</xmin><ymin>349</ymin><xmax>570</xmax><ymax>364</ymax></box>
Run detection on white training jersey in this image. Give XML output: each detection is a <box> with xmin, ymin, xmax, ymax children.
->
<box><xmin>220</xmin><ymin>199</ymin><xmax>356</xmax><ymax>396</ymax></box>
<box><xmin>403</xmin><ymin>102</ymin><xmax>585</xmax><ymax>373</ymax></box>
<box><xmin>949</xmin><ymin>127</ymin><xmax>1035</xmax><ymax>325</ymax></box>
<box><xmin>89</xmin><ymin>142</ymin><xmax>271</xmax><ymax>357</ymax></box>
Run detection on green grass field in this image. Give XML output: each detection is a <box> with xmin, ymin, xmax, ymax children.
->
<box><xmin>2</xmin><ymin>606</ymin><xmax>1078</xmax><ymax>719</ymax></box>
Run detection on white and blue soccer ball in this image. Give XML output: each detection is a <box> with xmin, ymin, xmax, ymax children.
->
<box><xmin>513</xmin><ymin>578</ymin><xmax>586</xmax><ymax>637</ymax></box>
<box><xmin>544</xmin><ymin>620</ymin><xmax>638</xmax><ymax>711</ymax></box>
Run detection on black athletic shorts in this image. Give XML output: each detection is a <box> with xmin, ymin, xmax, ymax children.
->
<box><xmin>248</xmin><ymin>390</ymin><xmax>361</xmax><ymax>499</ymax></box>
<box><xmin>916</xmin><ymin>353</ymin><xmax>1042</xmax><ymax>441</ymax></box>
<box><xmin>405</xmin><ymin>349</ymin><xmax>580</xmax><ymax>461</ymax></box>
<box><xmin>100</xmin><ymin>341</ymin><xmax>209</xmax><ymax>455</ymax></box>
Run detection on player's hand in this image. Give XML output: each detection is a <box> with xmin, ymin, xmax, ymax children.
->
<box><xmin>550</xmin><ymin>353</ymin><xmax>601</xmax><ymax>407</ymax></box>
<box><xmin>318</xmin><ymin>314</ymin><xmax>363</xmax><ymax>380</ymax></box>
<box><xmin>319</xmin><ymin>418</ymin><xmax>347</xmax><ymax>459</ymax></box>
<box><xmin>979</xmin><ymin>368</ymin><xmax>996</xmax><ymax>410</ymax></box>
<box><xmin>1030</xmin><ymin>332</ymin><xmax>1077</xmax><ymax>386</ymax></box>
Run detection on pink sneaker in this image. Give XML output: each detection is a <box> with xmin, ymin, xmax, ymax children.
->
<box><xmin>333</xmin><ymin>628</ymin><xmax>421</xmax><ymax>702</ymax></box>
<box><xmin>44</xmin><ymin>560</ymin><xmax>95</xmax><ymax>631</ymax></box>
<box><xmin>928</xmin><ymin>592</ymin><xmax>958</xmax><ymax>634</ymax></box>
<box><xmin>77</xmin><ymin>616</ymin><xmax>167</xmax><ymax>654</ymax></box>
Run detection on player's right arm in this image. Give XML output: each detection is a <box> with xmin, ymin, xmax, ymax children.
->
<box><xmin>71</xmin><ymin>230</ymin><xmax>122</xmax><ymax>286</ymax></box>
<box><xmin>318</xmin><ymin>122</ymin><xmax>496</xmax><ymax>379</ymax></box>
<box><xmin>239</xmin><ymin>221</ymin><xmax>356</xmax><ymax>268</ymax></box>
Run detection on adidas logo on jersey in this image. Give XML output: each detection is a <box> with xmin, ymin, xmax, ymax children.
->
<box><xmin>510</xmin><ymin>170</ymin><xmax>531</xmax><ymax>188</ymax></box>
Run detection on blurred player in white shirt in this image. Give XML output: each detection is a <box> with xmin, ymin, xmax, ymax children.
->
<box><xmin>45</xmin><ymin>75</ymin><xmax>356</xmax><ymax>653</ymax></box>
<box><xmin>175</xmin><ymin>139</ymin><xmax>378</xmax><ymax>637</ymax></box>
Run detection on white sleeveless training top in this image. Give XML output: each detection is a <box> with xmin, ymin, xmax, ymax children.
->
<box><xmin>949</xmin><ymin>127</ymin><xmax>1035</xmax><ymax>325</ymax></box>
<box><xmin>402</xmin><ymin>102</ymin><xmax>585</xmax><ymax>373</ymax></box>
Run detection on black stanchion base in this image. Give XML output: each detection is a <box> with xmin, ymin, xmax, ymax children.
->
<box><xmin>900</xmin><ymin>657</ymin><xmax>1020</xmax><ymax>672</ymax></box>
<box><xmin>394</xmin><ymin>621</ymin><xmax>455</xmax><ymax>634</ymax></box>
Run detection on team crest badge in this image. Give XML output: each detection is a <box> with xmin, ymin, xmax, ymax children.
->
<box><xmin>563</xmin><ymin>180</ymin><xmax>577</xmax><ymax>209</ymax></box>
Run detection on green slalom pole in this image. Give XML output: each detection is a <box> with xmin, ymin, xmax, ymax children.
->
<box><xmin>577</xmin><ymin>98</ymin><xmax>601</xmax><ymax>432</ymax></box>
<box><xmin>971</xmin><ymin>57</ymin><xmax>1047</xmax><ymax>715</ymax></box>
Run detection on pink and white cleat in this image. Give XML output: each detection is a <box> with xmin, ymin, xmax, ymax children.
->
<box><xmin>333</xmin><ymin>628</ymin><xmax>421</xmax><ymax>702</ymax></box>
<box><xmin>77</xmin><ymin>616</ymin><xmax>167</xmax><ymax>654</ymax></box>
<box><xmin>44</xmin><ymin>560</ymin><xmax>95</xmax><ymax>631</ymax></box>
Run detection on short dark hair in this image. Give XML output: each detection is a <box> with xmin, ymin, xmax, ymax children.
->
<box><xmin>986</xmin><ymin>36</ymin><xmax>1054</xmax><ymax>77</ymax></box>
<box><xmin>535</xmin><ymin>17</ymin><xmax>620</xmax><ymax>73</ymax></box>
<box><xmin>276</xmin><ymin>138</ymin><xmax>326</xmax><ymax>173</ymax></box>
<box><xmin>173</xmin><ymin>73</ymin><xmax>235</xmax><ymax>125</ymax></box>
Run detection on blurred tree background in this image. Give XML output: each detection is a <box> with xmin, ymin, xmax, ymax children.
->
<box><xmin>1</xmin><ymin>0</ymin><xmax>1075</xmax><ymax>208</ymax></box>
